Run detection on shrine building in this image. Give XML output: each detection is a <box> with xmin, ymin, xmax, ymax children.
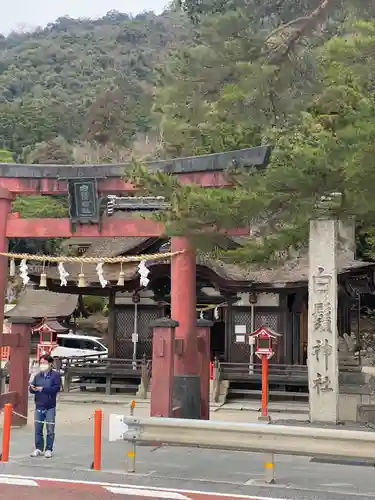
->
<box><xmin>21</xmin><ymin>214</ymin><xmax>375</xmax><ymax>369</ymax></box>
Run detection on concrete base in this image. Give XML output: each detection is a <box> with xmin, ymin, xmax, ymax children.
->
<box><xmin>211</xmin><ymin>379</ymin><xmax>229</xmax><ymax>405</ymax></box>
<box><xmin>139</xmin><ymin>379</ymin><xmax>229</xmax><ymax>406</ymax></box>
<box><xmin>258</xmin><ymin>415</ymin><xmax>271</xmax><ymax>423</ymax></box>
<box><xmin>357</xmin><ymin>404</ymin><xmax>375</xmax><ymax>424</ymax></box>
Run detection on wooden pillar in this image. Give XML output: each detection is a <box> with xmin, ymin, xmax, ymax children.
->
<box><xmin>150</xmin><ymin>318</ymin><xmax>178</xmax><ymax>417</ymax></box>
<box><xmin>107</xmin><ymin>291</ymin><xmax>116</xmax><ymax>357</ymax></box>
<box><xmin>0</xmin><ymin>188</ymin><xmax>13</xmax><ymax>335</ymax></box>
<box><xmin>171</xmin><ymin>237</ymin><xmax>198</xmax><ymax>375</ymax></box>
<box><xmin>7</xmin><ymin>317</ymin><xmax>33</xmax><ymax>426</ymax></box>
<box><xmin>280</xmin><ymin>294</ymin><xmax>289</xmax><ymax>365</ymax></box>
<box><xmin>224</xmin><ymin>296</ymin><xmax>235</xmax><ymax>361</ymax></box>
<box><xmin>197</xmin><ymin>319</ymin><xmax>212</xmax><ymax>420</ymax></box>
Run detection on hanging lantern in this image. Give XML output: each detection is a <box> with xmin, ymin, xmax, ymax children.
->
<box><xmin>117</xmin><ymin>263</ymin><xmax>125</xmax><ymax>287</ymax></box>
<box><xmin>78</xmin><ymin>273</ymin><xmax>86</xmax><ymax>288</ymax></box>
<box><xmin>78</xmin><ymin>264</ymin><xmax>86</xmax><ymax>288</ymax></box>
<box><xmin>39</xmin><ymin>272</ymin><xmax>47</xmax><ymax>288</ymax></box>
<box><xmin>39</xmin><ymin>261</ymin><xmax>47</xmax><ymax>288</ymax></box>
<box><xmin>9</xmin><ymin>259</ymin><xmax>16</xmax><ymax>277</ymax></box>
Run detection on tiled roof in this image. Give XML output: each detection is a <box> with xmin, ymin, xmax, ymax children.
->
<box><xmin>6</xmin><ymin>289</ymin><xmax>78</xmax><ymax>319</ymax></box>
<box><xmin>28</xmin><ymin>213</ymin><xmax>375</xmax><ymax>287</ymax></box>
<box><xmin>85</xmin><ymin>236</ymin><xmax>154</xmax><ymax>258</ymax></box>
<box><xmin>33</xmin><ymin>319</ymin><xmax>69</xmax><ymax>332</ymax></box>
<box><xmin>197</xmin><ymin>251</ymin><xmax>375</xmax><ymax>285</ymax></box>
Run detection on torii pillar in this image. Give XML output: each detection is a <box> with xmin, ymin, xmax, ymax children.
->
<box><xmin>171</xmin><ymin>237</ymin><xmax>208</xmax><ymax>419</ymax></box>
<box><xmin>171</xmin><ymin>237</ymin><xmax>197</xmax><ymax>375</ymax></box>
<box><xmin>0</xmin><ymin>188</ymin><xmax>13</xmax><ymax>334</ymax></box>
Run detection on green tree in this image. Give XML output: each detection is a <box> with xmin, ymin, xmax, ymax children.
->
<box><xmin>129</xmin><ymin>11</ymin><xmax>375</xmax><ymax>264</ymax></box>
<box><xmin>0</xmin><ymin>11</ymin><xmax>191</xmax><ymax>155</ymax></box>
<box><xmin>12</xmin><ymin>196</ymin><xmax>68</xmax><ymax>219</ymax></box>
<box><xmin>82</xmin><ymin>80</ymin><xmax>151</xmax><ymax>147</ymax></box>
<box><xmin>22</xmin><ymin>136</ymin><xmax>74</xmax><ymax>164</ymax></box>
<box><xmin>0</xmin><ymin>149</ymin><xmax>13</xmax><ymax>162</ymax></box>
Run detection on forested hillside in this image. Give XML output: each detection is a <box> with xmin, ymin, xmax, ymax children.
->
<box><xmin>4</xmin><ymin>1</ymin><xmax>375</xmax><ymax>263</ymax></box>
<box><xmin>0</xmin><ymin>10</ymin><xmax>191</xmax><ymax>162</ymax></box>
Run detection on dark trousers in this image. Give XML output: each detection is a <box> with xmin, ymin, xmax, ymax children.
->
<box><xmin>34</xmin><ymin>407</ymin><xmax>56</xmax><ymax>452</ymax></box>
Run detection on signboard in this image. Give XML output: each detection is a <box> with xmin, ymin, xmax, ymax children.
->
<box><xmin>68</xmin><ymin>178</ymin><xmax>99</xmax><ymax>224</ymax></box>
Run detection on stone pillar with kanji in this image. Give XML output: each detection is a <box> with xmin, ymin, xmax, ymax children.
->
<box><xmin>308</xmin><ymin>218</ymin><xmax>339</xmax><ymax>423</ymax></box>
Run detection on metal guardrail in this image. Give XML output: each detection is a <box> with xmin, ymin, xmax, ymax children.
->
<box><xmin>120</xmin><ymin>416</ymin><xmax>375</xmax><ymax>483</ymax></box>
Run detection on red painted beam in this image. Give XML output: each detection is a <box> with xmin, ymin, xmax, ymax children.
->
<box><xmin>6</xmin><ymin>217</ymin><xmax>165</xmax><ymax>238</ymax></box>
<box><xmin>6</xmin><ymin>217</ymin><xmax>250</xmax><ymax>238</ymax></box>
<box><xmin>0</xmin><ymin>172</ymin><xmax>230</xmax><ymax>196</ymax></box>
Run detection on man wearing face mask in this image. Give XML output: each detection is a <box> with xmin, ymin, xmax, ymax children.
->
<box><xmin>29</xmin><ymin>354</ymin><xmax>61</xmax><ymax>458</ymax></box>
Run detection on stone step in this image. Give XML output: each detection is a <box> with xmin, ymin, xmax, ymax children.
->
<box><xmin>339</xmin><ymin>371</ymin><xmax>366</xmax><ymax>385</ymax></box>
<box><xmin>357</xmin><ymin>404</ymin><xmax>375</xmax><ymax>424</ymax></box>
<box><xmin>339</xmin><ymin>361</ymin><xmax>360</xmax><ymax>368</ymax></box>
<box><xmin>339</xmin><ymin>366</ymin><xmax>362</xmax><ymax>373</ymax></box>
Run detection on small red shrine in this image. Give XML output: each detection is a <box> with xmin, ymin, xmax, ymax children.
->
<box><xmin>249</xmin><ymin>326</ymin><xmax>282</xmax><ymax>360</ymax></box>
<box><xmin>32</xmin><ymin>319</ymin><xmax>68</xmax><ymax>361</ymax></box>
<box><xmin>0</xmin><ymin>321</ymin><xmax>11</xmax><ymax>363</ymax></box>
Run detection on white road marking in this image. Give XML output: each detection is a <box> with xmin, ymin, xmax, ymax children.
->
<box><xmin>320</xmin><ymin>483</ymin><xmax>354</xmax><ymax>487</ymax></box>
<box><xmin>105</xmin><ymin>487</ymin><xmax>190</xmax><ymax>499</ymax></box>
<box><xmin>0</xmin><ymin>474</ymin><xmax>289</xmax><ymax>499</ymax></box>
<box><xmin>0</xmin><ymin>477</ymin><xmax>39</xmax><ymax>486</ymax></box>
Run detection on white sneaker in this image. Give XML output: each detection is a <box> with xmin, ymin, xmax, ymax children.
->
<box><xmin>44</xmin><ymin>450</ymin><xmax>52</xmax><ymax>458</ymax></box>
<box><xmin>30</xmin><ymin>449</ymin><xmax>43</xmax><ymax>457</ymax></box>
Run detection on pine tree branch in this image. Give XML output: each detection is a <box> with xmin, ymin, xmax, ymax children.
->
<box><xmin>264</xmin><ymin>0</ymin><xmax>331</xmax><ymax>64</ymax></box>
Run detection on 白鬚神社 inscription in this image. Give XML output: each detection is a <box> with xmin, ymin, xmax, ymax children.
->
<box><xmin>311</xmin><ymin>273</ymin><xmax>334</xmax><ymax>391</ymax></box>
<box><xmin>311</xmin><ymin>338</ymin><xmax>333</xmax><ymax>371</ymax></box>
<box><xmin>308</xmin><ymin>219</ymin><xmax>339</xmax><ymax>423</ymax></box>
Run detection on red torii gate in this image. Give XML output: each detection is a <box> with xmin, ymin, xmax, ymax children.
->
<box><xmin>0</xmin><ymin>146</ymin><xmax>271</xmax><ymax>423</ymax></box>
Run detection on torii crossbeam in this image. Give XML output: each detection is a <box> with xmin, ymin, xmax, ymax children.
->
<box><xmin>0</xmin><ymin>146</ymin><xmax>270</xmax><ymax>194</ymax></box>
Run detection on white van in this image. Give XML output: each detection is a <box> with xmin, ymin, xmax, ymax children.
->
<box><xmin>50</xmin><ymin>333</ymin><xmax>108</xmax><ymax>359</ymax></box>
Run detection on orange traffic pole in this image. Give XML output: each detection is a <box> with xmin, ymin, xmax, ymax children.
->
<box><xmin>93</xmin><ymin>409</ymin><xmax>103</xmax><ymax>471</ymax></box>
<box><xmin>261</xmin><ymin>355</ymin><xmax>269</xmax><ymax>418</ymax></box>
<box><xmin>1</xmin><ymin>403</ymin><xmax>12</xmax><ymax>462</ymax></box>
<box><xmin>129</xmin><ymin>399</ymin><xmax>136</xmax><ymax>416</ymax></box>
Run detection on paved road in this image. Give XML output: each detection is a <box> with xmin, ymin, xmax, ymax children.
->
<box><xmin>0</xmin><ymin>477</ymin><xmax>287</xmax><ymax>500</ymax></box>
<box><xmin>2</xmin><ymin>474</ymin><xmax>375</xmax><ymax>500</ymax></box>
<box><xmin>3</xmin><ymin>401</ymin><xmax>375</xmax><ymax>499</ymax></box>
<box><xmin>3</xmin><ymin>428</ymin><xmax>375</xmax><ymax>499</ymax></box>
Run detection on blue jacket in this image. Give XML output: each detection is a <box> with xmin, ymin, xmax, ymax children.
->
<box><xmin>29</xmin><ymin>370</ymin><xmax>61</xmax><ymax>410</ymax></box>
